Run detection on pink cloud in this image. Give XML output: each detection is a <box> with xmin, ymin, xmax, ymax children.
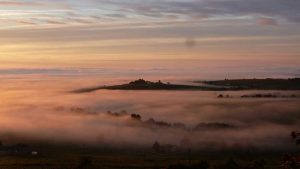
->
<box><xmin>257</xmin><ymin>17</ymin><xmax>278</xmax><ymax>26</ymax></box>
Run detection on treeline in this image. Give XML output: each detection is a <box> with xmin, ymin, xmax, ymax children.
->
<box><xmin>107</xmin><ymin>110</ymin><xmax>236</xmax><ymax>131</ymax></box>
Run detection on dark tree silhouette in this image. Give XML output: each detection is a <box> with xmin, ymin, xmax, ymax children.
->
<box><xmin>76</xmin><ymin>156</ymin><xmax>93</xmax><ymax>169</ymax></box>
<box><xmin>131</xmin><ymin>114</ymin><xmax>141</xmax><ymax>121</ymax></box>
<box><xmin>167</xmin><ymin>161</ymin><xmax>209</xmax><ymax>169</ymax></box>
<box><xmin>281</xmin><ymin>131</ymin><xmax>300</xmax><ymax>169</ymax></box>
<box><xmin>152</xmin><ymin>141</ymin><xmax>160</xmax><ymax>152</ymax></box>
<box><xmin>218</xmin><ymin>94</ymin><xmax>224</xmax><ymax>98</ymax></box>
<box><xmin>282</xmin><ymin>154</ymin><xmax>298</xmax><ymax>169</ymax></box>
<box><xmin>222</xmin><ymin>158</ymin><xmax>239</xmax><ymax>169</ymax></box>
<box><xmin>254</xmin><ymin>159</ymin><xmax>265</xmax><ymax>169</ymax></box>
<box><xmin>291</xmin><ymin>131</ymin><xmax>300</xmax><ymax>145</ymax></box>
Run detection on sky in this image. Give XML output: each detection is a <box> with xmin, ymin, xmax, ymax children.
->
<box><xmin>0</xmin><ymin>0</ymin><xmax>300</xmax><ymax>67</ymax></box>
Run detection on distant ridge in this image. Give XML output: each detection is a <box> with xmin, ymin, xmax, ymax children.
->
<box><xmin>72</xmin><ymin>79</ymin><xmax>222</xmax><ymax>93</ymax></box>
<box><xmin>72</xmin><ymin>78</ymin><xmax>300</xmax><ymax>93</ymax></box>
<box><xmin>198</xmin><ymin>78</ymin><xmax>300</xmax><ymax>90</ymax></box>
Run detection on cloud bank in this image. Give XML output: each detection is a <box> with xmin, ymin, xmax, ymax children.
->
<box><xmin>0</xmin><ymin>77</ymin><xmax>299</xmax><ymax>152</ymax></box>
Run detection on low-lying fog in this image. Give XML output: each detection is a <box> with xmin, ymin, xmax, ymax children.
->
<box><xmin>0</xmin><ymin>75</ymin><xmax>299</xmax><ymax>152</ymax></box>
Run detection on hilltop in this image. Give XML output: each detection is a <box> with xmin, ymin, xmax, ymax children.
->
<box><xmin>72</xmin><ymin>78</ymin><xmax>300</xmax><ymax>93</ymax></box>
<box><xmin>72</xmin><ymin>79</ymin><xmax>219</xmax><ymax>93</ymax></box>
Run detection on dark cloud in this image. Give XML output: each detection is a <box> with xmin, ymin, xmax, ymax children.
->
<box><xmin>45</xmin><ymin>20</ymin><xmax>65</xmax><ymax>25</ymax></box>
<box><xmin>185</xmin><ymin>38</ymin><xmax>196</xmax><ymax>48</ymax></box>
<box><xmin>97</xmin><ymin>0</ymin><xmax>300</xmax><ymax>23</ymax></box>
<box><xmin>0</xmin><ymin>1</ymin><xmax>42</xmax><ymax>6</ymax></box>
<box><xmin>0</xmin><ymin>0</ymin><xmax>72</xmax><ymax>9</ymax></box>
<box><xmin>17</xmin><ymin>20</ymin><xmax>37</xmax><ymax>25</ymax></box>
<box><xmin>66</xmin><ymin>17</ymin><xmax>94</xmax><ymax>24</ymax></box>
<box><xmin>105</xmin><ymin>13</ymin><xmax>127</xmax><ymax>18</ymax></box>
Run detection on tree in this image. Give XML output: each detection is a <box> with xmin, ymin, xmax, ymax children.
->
<box><xmin>254</xmin><ymin>159</ymin><xmax>265</xmax><ymax>169</ymax></box>
<box><xmin>223</xmin><ymin>158</ymin><xmax>239</xmax><ymax>169</ymax></box>
<box><xmin>281</xmin><ymin>131</ymin><xmax>300</xmax><ymax>169</ymax></box>
<box><xmin>291</xmin><ymin>131</ymin><xmax>300</xmax><ymax>145</ymax></box>
<box><xmin>131</xmin><ymin>114</ymin><xmax>141</xmax><ymax>121</ymax></box>
<box><xmin>152</xmin><ymin>141</ymin><xmax>160</xmax><ymax>152</ymax></box>
<box><xmin>76</xmin><ymin>156</ymin><xmax>93</xmax><ymax>169</ymax></box>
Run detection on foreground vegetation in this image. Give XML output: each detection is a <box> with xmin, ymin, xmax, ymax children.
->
<box><xmin>0</xmin><ymin>143</ymin><xmax>297</xmax><ymax>169</ymax></box>
<box><xmin>2</xmin><ymin>130</ymin><xmax>299</xmax><ymax>168</ymax></box>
